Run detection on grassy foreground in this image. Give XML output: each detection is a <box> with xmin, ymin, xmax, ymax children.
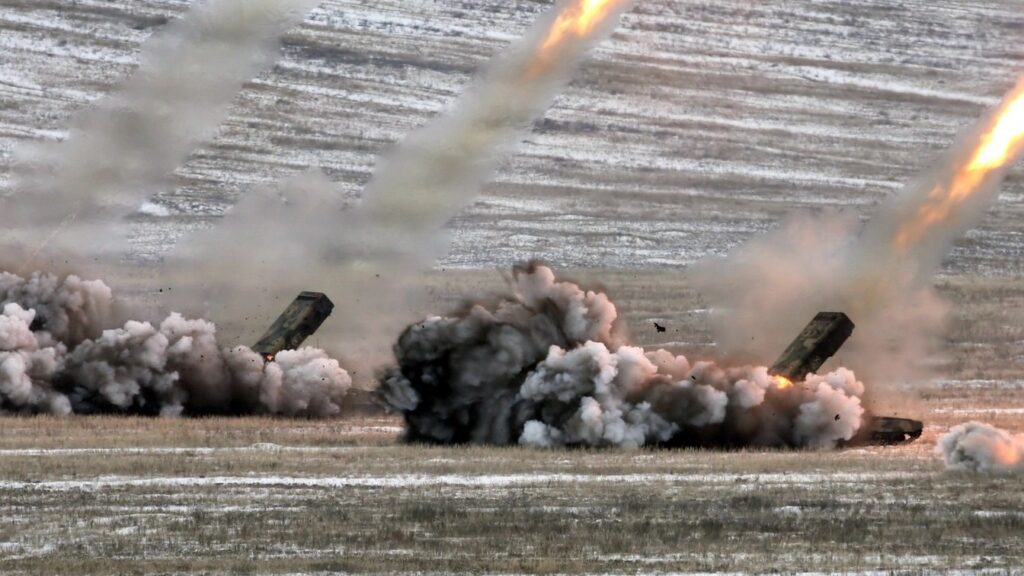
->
<box><xmin>1</xmin><ymin>416</ymin><xmax>1023</xmax><ymax>574</ymax></box>
<box><xmin>2</xmin><ymin>271</ymin><xmax>1024</xmax><ymax>574</ymax></box>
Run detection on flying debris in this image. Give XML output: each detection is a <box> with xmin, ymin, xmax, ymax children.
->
<box><xmin>380</xmin><ymin>264</ymin><xmax>870</xmax><ymax>450</ymax></box>
<box><xmin>253</xmin><ymin>292</ymin><xmax>335</xmax><ymax>360</ymax></box>
<box><xmin>769</xmin><ymin>312</ymin><xmax>922</xmax><ymax>446</ymax></box>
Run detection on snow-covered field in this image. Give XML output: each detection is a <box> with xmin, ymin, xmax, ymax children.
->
<box><xmin>0</xmin><ymin>415</ymin><xmax>1022</xmax><ymax>574</ymax></box>
<box><xmin>2</xmin><ymin>2</ymin><xmax>1024</xmax><ymax>573</ymax></box>
<box><xmin>0</xmin><ymin>0</ymin><xmax>1022</xmax><ymax>270</ymax></box>
<box><xmin>0</xmin><ymin>271</ymin><xmax>1021</xmax><ymax>574</ymax></box>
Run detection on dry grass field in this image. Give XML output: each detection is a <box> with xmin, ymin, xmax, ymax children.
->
<box><xmin>2</xmin><ymin>271</ymin><xmax>1024</xmax><ymax>575</ymax></box>
<box><xmin>2</xmin><ymin>3</ymin><xmax>1024</xmax><ymax>572</ymax></box>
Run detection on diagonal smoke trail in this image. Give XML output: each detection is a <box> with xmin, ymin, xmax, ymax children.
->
<box><xmin>694</xmin><ymin>75</ymin><xmax>1024</xmax><ymax>396</ymax></box>
<box><xmin>166</xmin><ymin>0</ymin><xmax>635</xmax><ymax>377</ymax></box>
<box><xmin>3</xmin><ymin>0</ymin><xmax>320</xmax><ymax>271</ymax></box>
<box><xmin>849</xmin><ymin>78</ymin><xmax>1024</xmax><ymax>316</ymax></box>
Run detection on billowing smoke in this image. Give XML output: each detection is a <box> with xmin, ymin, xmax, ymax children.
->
<box><xmin>938</xmin><ymin>422</ymin><xmax>1024</xmax><ymax>473</ymax></box>
<box><xmin>691</xmin><ymin>212</ymin><xmax>949</xmax><ymax>390</ymax></box>
<box><xmin>0</xmin><ymin>272</ymin><xmax>113</xmax><ymax>345</ymax></box>
<box><xmin>694</xmin><ymin>78</ymin><xmax>1024</xmax><ymax>393</ymax></box>
<box><xmin>378</xmin><ymin>265</ymin><xmax>865</xmax><ymax>449</ymax></box>
<box><xmin>4</xmin><ymin>0</ymin><xmax>319</xmax><ymax>269</ymax></box>
<box><xmin>163</xmin><ymin>0</ymin><xmax>634</xmax><ymax>375</ymax></box>
<box><xmin>0</xmin><ymin>0</ymin><xmax>354</xmax><ymax>417</ymax></box>
<box><xmin>0</xmin><ymin>272</ymin><xmax>351</xmax><ymax>417</ymax></box>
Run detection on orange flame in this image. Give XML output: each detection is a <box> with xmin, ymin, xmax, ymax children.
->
<box><xmin>893</xmin><ymin>83</ymin><xmax>1024</xmax><ymax>252</ymax></box>
<box><xmin>526</xmin><ymin>0</ymin><xmax>624</xmax><ymax>79</ymax></box>
<box><xmin>774</xmin><ymin>375</ymin><xmax>794</xmax><ymax>390</ymax></box>
<box><xmin>993</xmin><ymin>436</ymin><xmax>1024</xmax><ymax>468</ymax></box>
<box><xmin>541</xmin><ymin>0</ymin><xmax>622</xmax><ymax>52</ymax></box>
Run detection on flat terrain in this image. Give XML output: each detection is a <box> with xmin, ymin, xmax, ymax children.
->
<box><xmin>2</xmin><ymin>1</ymin><xmax>1024</xmax><ymax>573</ymax></box>
<box><xmin>2</xmin><ymin>271</ymin><xmax>1024</xmax><ymax>574</ymax></box>
<box><xmin>0</xmin><ymin>0</ymin><xmax>1022</xmax><ymax>271</ymax></box>
<box><xmin>1</xmin><ymin>416</ymin><xmax>1022</xmax><ymax>575</ymax></box>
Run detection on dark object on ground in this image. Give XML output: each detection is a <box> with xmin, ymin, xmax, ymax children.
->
<box><xmin>769</xmin><ymin>312</ymin><xmax>855</xmax><ymax>380</ymax></box>
<box><xmin>856</xmin><ymin>416</ymin><xmax>924</xmax><ymax>445</ymax></box>
<box><xmin>654</xmin><ymin>322</ymin><xmax>667</xmax><ymax>333</ymax></box>
<box><xmin>252</xmin><ymin>292</ymin><xmax>334</xmax><ymax>360</ymax></box>
<box><xmin>770</xmin><ymin>311</ymin><xmax>923</xmax><ymax>446</ymax></box>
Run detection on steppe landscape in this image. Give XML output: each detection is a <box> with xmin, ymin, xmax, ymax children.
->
<box><xmin>1</xmin><ymin>1</ymin><xmax>1024</xmax><ymax>574</ymax></box>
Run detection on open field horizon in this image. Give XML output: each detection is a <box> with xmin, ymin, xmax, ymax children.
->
<box><xmin>1</xmin><ymin>412</ymin><xmax>1023</xmax><ymax>574</ymax></box>
<box><xmin>2</xmin><ymin>270</ymin><xmax>1024</xmax><ymax>574</ymax></box>
<box><xmin>0</xmin><ymin>0</ymin><xmax>1022</xmax><ymax>273</ymax></box>
<box><xmin>2</xmin><ymin>0</ymin><xmax>1024</xmax><ymax>573</ymax></box>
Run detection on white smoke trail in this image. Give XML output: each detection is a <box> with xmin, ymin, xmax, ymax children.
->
<box><xmin>694</xmin><ymin>78</ymin><xmax>1024</xmax><ymax>394</ymax></box>
<box><xmin>4</xmin><ymin>0</ymin><xmax>320</xmax><ymax>270</ymax></box>
<box><xmin>379</xmin><ymin>265</ymin><xmax>866</xmax><ymax>449</ymax></box>
<box><xmin>691</xmin><ymin>212</ymin><xmax>949</xmax><ymax>390</ymax></box>
<box><xmin>938</xmin><ymin>422</ymin><xmax>1024</xmax><ymax>473</ymax></box>
<box><xmin>0</xmin><ymin>272</ymin><xmax>351</xmax><ymax>417</ymax></box>
<box><xmin>0</xmin><ymin>1</ymin><xmax>358</xmax><ymax>417</ymax></box>
<box><xmin>164</xmin><ymin>0</ymin><xmax>634</xmax><ymax>376</ymax></box>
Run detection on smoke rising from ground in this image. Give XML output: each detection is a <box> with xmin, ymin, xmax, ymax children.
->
<box><xmin>4</xmin><ymin>0</ymin><xmax>319</xmax><ymax>269</ymax></box>
<box><xmin>0</xmin><ymin>0</ymin><xmax>354</xmax><ymax>417</ymax></box>
<box><xmin>164</xmin><ymin>1</ymin><xmax>633</xmax><ymax>374</ymax></box>
<box><xmin>938</xmin><ymin>422</ymin><xmax>1024</xmax><ymax>473</ymax></box>
<box><xmin>378</xmin><ymin>265</ymin><xmax>865</xmax><ymax>449</ymax></box>
<box><xmin>0</xmin><ymin>272</ymin><xmax>351</xmax><ymax>417</ymax></box>
<box><xmin>692</xmin><ymin>212</ymin><xmax>949</xmax><ymax>390</ymax></box>
<box><xmin>694</xmin><ymin>79</ymin><xmax>1024</xmax><ymax>394</ymax></box>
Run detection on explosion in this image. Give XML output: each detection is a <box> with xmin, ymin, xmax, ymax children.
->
<box><xmin>938</xmin><ymin>422</ymin><xmax>1024</xmax><ymax>473</ymax></box>
<box><xmin>0</xmin><ymin>272</ymin><xmax>351</xmax><ymax>417</ymax></box>
<box><xmin>378</xmin><ymin>265</ymin><xmax>867</xmax><ymax>449</ymax></box>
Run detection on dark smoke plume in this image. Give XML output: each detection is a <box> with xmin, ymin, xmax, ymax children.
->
<box><xmin>0</xmin><ymin>272</ymin><xmax>351</xmax><ymax>417</ymax></box>
<box><xmin>378</xmin><ymin>265</ymin><xmax>865</xmax><ymax>449</ymax></box>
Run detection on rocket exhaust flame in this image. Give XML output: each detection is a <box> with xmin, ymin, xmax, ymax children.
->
<box><xmin>893</xmin><ymin>81</ymin><xmax>1024</xmax><ymax>253</ymax></box>
<box><xmin>695</xmin><ymin>75</ymin><xmax>1024</xmax><ymax>393</ymax></box>
<box><xmin>542</xmin><ymin>0</ymin><xmax>623</xmax><ymax>51</ymax></box>
<box><xmin>528</xmin><ymin>0</ymin><xmax>627</xmax><ymax>78</ymax></box>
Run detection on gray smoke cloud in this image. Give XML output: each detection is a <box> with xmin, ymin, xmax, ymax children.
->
<box><xmin>378</xmin><ymin>265</ymin><xmax>866</xmax><ymax>449</ymax></box>
<box><xmin>163</xmin><ymin>0</ymin><xmax>634</xmax><ymax>376</ymax></box>
<box><xmin>0</xmin><ymin>272</ymin><xmax>113</xmax><ymax>345</ymax></box>
<box><xmin>691</xmin><ymin>212</ymin><xmax>949</xmax><ymax>392</ymax></box>
<box><xmin>4</xmin><ymin>0</ymin><xmax>319</xmax><ymax>270</ymax></box>
<box><xmin>0</xmin><ymin>272</ymin><xmax>351</xmax><ymax>417</ymax></box>
<box><xmin>938</xmin><ymin>422</ymin><xmax>1024</xmax><ymax>473</ymax></box>
<box><xmin>0</xmin><ymin>0</ymin><xmax>355</xmax><ymax>417</ymax></box>
<box><xmin>693</xmin><ymin>79</ymin><xmax>1024</xmax><ymax>396</ymax></box>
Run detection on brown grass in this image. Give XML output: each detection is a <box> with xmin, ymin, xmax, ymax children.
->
<box><xmin>2</xmin><ymin>271</ymin><xmax>1024</xmax><ymax>574</ymax></box>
